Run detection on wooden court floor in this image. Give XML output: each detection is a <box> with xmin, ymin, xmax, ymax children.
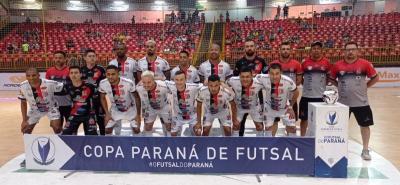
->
<box><xmin>0</xmin><ymin>88</ymin><xmax>399</xmax><ymax>169</ymax></box>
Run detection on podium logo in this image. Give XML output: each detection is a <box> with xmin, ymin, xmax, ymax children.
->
<box><xmin>326</xmin><ymin>111</ymin><xmax>338</xmax><ymax>125</ymax></box>
<box><xmin>31</xmin><ymin>137</ymin><xmax>56</xmax><ymax>165</ymax></box>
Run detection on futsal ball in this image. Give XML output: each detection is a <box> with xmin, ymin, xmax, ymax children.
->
<box><xmin>323</xmin><ymin>90</ymin><xmax>338</xmax><ymax>104</ymax></box>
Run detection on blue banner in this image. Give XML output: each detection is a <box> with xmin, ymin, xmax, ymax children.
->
<box><xmin>26</xmin><ymin>135</ymin><xmax>315</xmax><ymax>175</ymax></box>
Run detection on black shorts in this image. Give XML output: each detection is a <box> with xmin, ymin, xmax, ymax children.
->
<box><xmin>299</xmin><ymin>97</ymin><xmax>323</xmax><ymax>120</ymax></box>
<box><xmin>349</xmin><ymin>105</ymin><xmax>374</xmax><ymax>127</ymax></box>
<box><xmin>62</xmin><ymin>115</ymin><xmax>98</xmax><ymax>135</ymax></box>
<box><xmin>274</xmin><ymin>102</ymin><xmax>298</xmax><ymax>122</ymax></box>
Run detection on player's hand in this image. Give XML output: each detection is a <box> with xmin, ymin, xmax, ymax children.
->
<box><xmin>286</xmin><ymin>107</ymin><xmax>295</xmax><ymax>120</ymax></box>
<box><xmin>104</xmin><ymin>113</ymin><xmax>112</xmax><ymax>125</ymax></box>
<box><xmin>193</xmin><ymin>123</ymin><xmax>202</xmax><ymax>136</ymax></box>
<box><xmin>232</xmin><ymin>119</ymin><xmax>240</xmax><ymax>131</ymax></box>
<box><xmin>21</xmin><ymin>120</ymin><xmax>29</xmax><ymax>133</ymax></box>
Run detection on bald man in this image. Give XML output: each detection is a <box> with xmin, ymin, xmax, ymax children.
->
<box><xmin>137</xmin><ymin>40</ymin><xmax>171</xmax><ymax>81</ymax></box>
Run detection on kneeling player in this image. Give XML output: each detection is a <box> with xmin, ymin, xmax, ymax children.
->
<box><xmin>168</xmin><ymin>71</ymin><xmax>202</xmax><ymax>136</ymax></box>
<box><xmin>256</xmin><ymin>63</ymin><xmax>299</xmax><ymax>136</ymax></box>
<box><xmin>18</xmin><ymin>67</ymin><xmax>64</xmax><ymax>167</ymax></box>
<box><xmin>226</xmin><ymin>67</ymin><xmax>264</xmax><ymax>136</ymax></box>
<box><xmin>99</xmin><ymin>65</ymin><xmax>141</xmax><ymax>135</ymax></box>
<box><xmin>136</xmin><ymin>71</ymin><xmax>173</xmax><ymax>136</ymax></box>
<box><xmin>62</xmin><ymin>66</ymin><xmax>97</xmax><ymax>135</ymax></box>
<box><xmin>194</xmin><ymin>75</ymin><xmax>239</xmax><ymax>136</ymax></box>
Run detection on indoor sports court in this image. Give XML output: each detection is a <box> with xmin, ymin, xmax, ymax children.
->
<box><xmin>0</xmin><ymin>0</ymin><xmax>400</xmax><ymax>184</ymax></box>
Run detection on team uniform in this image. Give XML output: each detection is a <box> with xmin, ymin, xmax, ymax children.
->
<box><xmin>299</xmin><ymin>57</ymin><xmax>331</xmax><ymax>120</ymax></box>
<box><xmin>46</xmin><ymin>66</ymin><xmax>72</xmax><ymax>125</ymax></box>
<box><xmin>256</xmin><ymin>74</ymin><xmax>297</xmax><ymax>127</ymax></box>
<box><xmin>170</xmin><ymin>65</ymin><xmax>200</xmax><ymax>83</ymax></box>
<box><xmin>269</xmin><ymin>59</ymin><xmax>303</xmax><ymax>120</ymax></box>
<box><xmin>98</xmin><ymin>77</ymin><xmax>138</xmax><ymax>135</ymax></box>
<box><xmin>136</xmin><ymin>80</ymin><xmax>173</xmax><ymax>126</ymax></box>
<box><xmin>109</xmin><ymin>57</ymin><xmax>138</xmax><ymax>82</ymax></box>
<box><xmin>167</xmin><ymin>82</ymin><xmax>203</xmax><ymax>135</ymax></box>
<box><xmin>137</xmin><ymin>56</ymin><xmax>170</xmax><ymax>80</ymax></box>
<box><xmin>62</xmin><ymin>83</ymin><xmax>97</xmax><ymax>135</ymax></box>
<box><xmin>226</xmin><ymin>77</ymin><xmax>264</xmax><ymax>136</ymax></box>
<box><xmin>196</xmin><ymin>86</ymin><xmax>235</xmax><ymax>127</ymax></box>
<box><xmin>81</xmin><ymin>64</ymin><xmax>106</xmax><ymax>135</ymax></box>
<box><xmin>18</xmin><ymin>79</ymin><xmax>64</xmax><ymax>125</ymax></box>
<box><xmin>198</xmin><ymin>60</ymin><xmax>233</xmax><ymax>81</ymax></box>
<box><xmin>329</xmin><ymin>58</ymin><xmax>377</xmax><ymax>127</ymax></box>
<box><xmin>233</xmin><ymin>56</ymin><xmax>268</xmax><ymax>76</ymax></box>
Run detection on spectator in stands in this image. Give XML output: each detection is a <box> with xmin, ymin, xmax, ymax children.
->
<box><xmin>201</xmin><ymin>13</ymin><xmax>205</xmax><ymax>23</ymax></box>
<box><xmin>277</xmin><ymin>26</ymin><xmax>283</xmax><ymax>33</ymax></box>
<box><xmin>26</xmin><ymin>17</ymin><xmax>31</xmax><ymax>23</ymax></box>
<box><xmin>258</xmin><ymin>33</ymin><xmax>265</xmax><ymax>42</ymax></box>
<box><xmin>131</xmin><ymin>15</ymin><xmax>135</xmax><ymax>24</ymax></box>
<box><xmin>249</xmin><ymin>16</ymin><xmax>255</xmax><ymax>23</ymax></box>
<box><xmin>277</xmin><ymin>5</ymin><xmax>281</xmax><ymax>19</ymax></box>
<box><xmin>22</xmin><ymin>42</ymin><xmax>29</xmax><ymax>54</ymax></box>
<box><xmin>283</xmin><ymin>4</ymin><xmax>289</xmax><ymax>19</ymax></box>
<box><xmin>7</xmin><ymin>43</ymin><xmax>15</xmax><ymax>54</ymax></box>
<box><xmin>325</xmin><ymin>37</ymin><xmax>335</xmax><ymax>48</ymax></box>
<box><xmin>226</xmin><ymin>11</ymin><xmax>230</xmax><ymax>22</ymax></box>
<box><xmin>89</xmin><ymin>19</ymin><xmax>93</xmax><ymax>24</ymax></box>
<box><xmin>269</xmin><ymin>31</ymin><xmax>276</xmax><ymax>42</ymax></box>
<box><xmin>171</xmin><ymin>11</ymin><xmax>176</xmax><ymax>23</ymax></box>
<box><xmin>343</xmin><ymin>33</ymin><xmax>351</xmax><ymax>43</ymax></box>
<box><xmin>219</xmin><ymin>13</ymin><xmax>224</xmax><ymax>23</ymax></box>
<box><xmin>245</xmin><ymin>16</ymin><xmax>249</xmax><ymax>22</ymax></box>
<box><xmin>66</xmin><ymin>38</ymin><xmax>75</xmax><ymax>49</ymax></box>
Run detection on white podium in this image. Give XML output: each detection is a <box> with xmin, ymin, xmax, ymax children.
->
<box><xmin>308</xmin><ymin>102</ymin><xmax>349</xmax><ymax>178</ymax></box>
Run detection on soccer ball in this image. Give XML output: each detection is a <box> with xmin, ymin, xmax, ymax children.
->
<box><xmin>322</xmin><ymin>90</ymin><xmax>338</xmax><ymax>104</ymax></box>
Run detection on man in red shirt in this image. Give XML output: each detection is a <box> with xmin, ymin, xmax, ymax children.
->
<box><xmin>299</xmin><ymin>41</ymin><xmax>332</xmax><ymax>136</ymax></box>
<box><xmin>329</xmin><ymin>42</ymin><xmax>379</xmax><ymax>160</ymax></box>
<box><xmin>46</xmin><ymin>50</ymin><xmax>72</xmax><ymax>129</ymax></box>
<box><xmin>269</xmin><ymin>42</ymin><xmax>303</xmax><ymax>135</ymax></box>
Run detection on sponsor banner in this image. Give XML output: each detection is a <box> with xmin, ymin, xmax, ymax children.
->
<box><xmin>308</xmin><ymin>102</ymin><xmax>349</xmax><ymax>178</ymax></box>
<box><xmin>24</xmin><ymin>135</ymin><xmax>315</xmax><ymax>175</ymax></box>
<box><xmin>374</xmin><ymin>67</ymin><xmax>400</xmax><ymax>87</ymax></box>
<box><xmin>0</xmin><ymin>72</ymin><xmax>46</xmax><ymax>90</ymax></box>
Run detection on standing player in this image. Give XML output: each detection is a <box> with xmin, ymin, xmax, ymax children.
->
<box><xmin>62</xmin><ymin>66</ymin><xmax>97</xmax><ymax>135</ymax></box>
<box><xmin>136</xmin><ymin>71</ymin><xmax>173</xmax><ymax>136</ymax></box>
<box><xmin>170</xmin><ymin>50</ymin><xmax>200</xmax><ymax>83</ymax></box>
<box><xmin>227</xmin><ymin>67</ymin><xmax>264</xmax><ymax>136</ymax></box>
<box><xmin>109</xmin><ymin>43</ymin><xmax>138</xmax><ymax>83</ymax></box>
<box><xmin>137</xmin><ymin>40</ymin><xmax>171</xmax><ymax>81</ymax></box>
<box><xmin>19</xmin><ymin>67</ymin><xmax>64</xmax><ymax>167</ymax></box>
<box><xmin>168</xmin><ymin>71</ymin><xmax>203</xmax><ymax>136</ymax></box>
<box><xmin>46</xmin><ymin>50</ymin><xmax>72</xmax><ymax>129</ymax></box>
<box><xmin>198</xmin><ymin>43</ymin><xmax>233</xmax><ymax>84</ymax></box>
<box><xmin>81</xmin><ymin>49</ymin><xmax>106</xmax><ymax>135</ymax></box>
<box><xmin>269</xmin><ymin>42</ymin><xmax>303</xmax><ymax>135</ymax></box>
<box><xmin>194</xmin><ymin>75</ymin><xmax>239</xmax><ymax>136</ymax></box>
<box><xmin>256</xmin><ymin>63</ymin><xmax>299</xmax><ymax>137</ymax></box>
<box><xmin>99</xmin><ymin>65</ymin><xmax>141</xmax><ymax>136</ymax></box>
<box><xmin>299</xmin><ymin>41</ymin><xmax>331</xmax><ymax>136</ymax></box>
<box><xmin>233</xmin><ymin>40</ymin><xmax>268</xmax><ymax>76</ymax></box>
<box><xmin>329</xmin><ymin>42</ymin><xmax>379</xmax><ymax>160</ymax></box>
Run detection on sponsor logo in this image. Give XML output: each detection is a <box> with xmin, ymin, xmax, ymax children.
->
<box><xmin>9</xmin><ymin>76</ymin><xmax>26</xmax><ymax>83</ymax></box>
<box><xmin>326</xmin><ymin>111</ymin><xmax>338</xmax><ymax>125</ymax></box>
<box><xmin>31</xmin><ymin>137</ymin><xmax>56</xmax><ymax>165</ymax></box>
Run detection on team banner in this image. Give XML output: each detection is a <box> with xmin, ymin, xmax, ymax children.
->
<box><xmin>24</xmin><ymin>135</ymin><xmax>315</xmax><ymax>175</ymax></box>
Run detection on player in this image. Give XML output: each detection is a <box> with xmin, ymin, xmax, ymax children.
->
<box><xmin>170</xmin><ymin>50</ymin><xmax>200</xmax><ymax>83</ymax></box>
<box><xmin>99</xmin><ymin>65</ymin><xmax>141</xmax><ymax>136</ymax></box>
<box><xmin>256</xmin><ymin>63</ymin><xmax>299</xmax><ymax>137</ymax></box>
<box><xmin>137</xmin><ymin>40</ymin><xmax>171</xmax><ymax>81</ymax></box>
<box><xmin>198</xmin><ymin>43</ymin><xmax>233</xmax><ymax>84</ymax></box>
<box><xmin>193</xmin><ymin>75</ymin><xmax>239</xmax><ymax>136</ymax></box>
<box><xmin>109</xmin><ymin>43</ymin><xmax>138</xmax><ymax>83</ymax></box>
